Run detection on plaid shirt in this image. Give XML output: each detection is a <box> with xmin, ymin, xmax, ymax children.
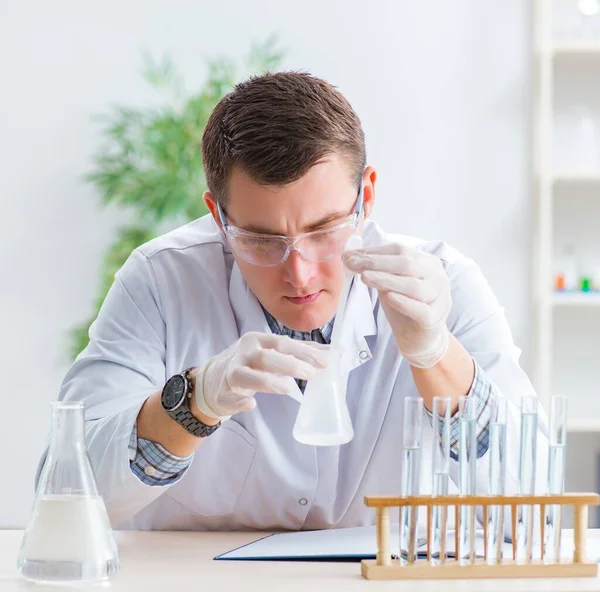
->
<box><xmin>425</xmin><ymin>361</ymin><xmax>493</xmax><ymax>461</ymax></box>
<box><xmin>129</xmin><ymin>310</ymin><xmax>492</xmax><ymax>485</ymax></box>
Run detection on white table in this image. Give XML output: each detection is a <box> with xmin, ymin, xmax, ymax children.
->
<box><xmin>1</xmin><ymin>529</ymin><xmax>600</xmax><ymax>591</ymax></box>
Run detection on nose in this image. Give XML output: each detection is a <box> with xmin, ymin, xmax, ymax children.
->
<box><xmin>282</xmin><ymin>249</ymin><xmax>317</xmax><ymax>289</ymax></box>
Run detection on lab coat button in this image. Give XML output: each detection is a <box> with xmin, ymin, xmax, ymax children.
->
<box><xmin>298</xmin><ymin>498</ymin><xmax>308</xmax><ymax>506</ymax></box>
<box><xmin>359</xmin><ymin>350</ymin><xmax>369</xmax><ymax>361</ymax></box>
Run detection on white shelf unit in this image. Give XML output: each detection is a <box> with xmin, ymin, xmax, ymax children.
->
<box><xmin>553</xmin><ymin>42</ymin><xmax>600</xmax><ymax>56</ymax></box>
<box><xmin>533</xmin><ymin>0</ymin><xmax>600</xmax><ymax>432</ymax></box>
<box><xmin>552</xmin><ymin>172</ymin><xmax>600</xmax><ymax>183</ymax></box>
<box><xmin>553</xmin><ymin>292</ymin><xmax>600</xmax><ymax>306</ymax></box>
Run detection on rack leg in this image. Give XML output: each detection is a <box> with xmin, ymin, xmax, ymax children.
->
<box><xmin>455</xmin><ymin>505</ymin><xmax>460</xmax><ymax>563</ymax></box>
<box><xmin>511</xmin><ymin>503</ymin><xmax>517</xmax><ymax>561</ymax></box>
<box><xmin>540</xmin><ymin>503</ymin><xmax>545</xmax><ymax>562</ymax></box>
<box><xmin>573</xmin><ymin>504</ymin><xmax>588</xmax><ymax>564</ymax></box>
<box><xmin>376</xmin><ymin>507</ymin><xmax>391</xmax><ymax>566</ymax></box>
<box><xmin>482</xmin><ymin>505</ymin><xmax>488</xmax><ymax>561</ymax></box>
<box><xmin>426</xmin><ymin>505</ymin><xmax>431</xmax><ymax>561</ymax></box>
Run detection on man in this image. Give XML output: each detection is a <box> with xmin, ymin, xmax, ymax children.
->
<box><xmin>46</xmin><ymin>72</ymin><xmax>547</xmax><ymax>531</ymax></box>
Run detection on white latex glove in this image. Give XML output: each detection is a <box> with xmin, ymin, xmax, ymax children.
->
<box><xmin>195</xmin><ymin>332</ymin><xmax>329</xmax><ymax>420</ymax></box>
<box><xmin>344</xmin><ymin>243</ymin><xmax>452</xmax><ymax>368</ymax></box>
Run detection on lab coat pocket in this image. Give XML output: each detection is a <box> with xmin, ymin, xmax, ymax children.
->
<box><xmin>166</xmin><ymin>419</ymin><xmax>257</xmax><ymax>517</ymax></box>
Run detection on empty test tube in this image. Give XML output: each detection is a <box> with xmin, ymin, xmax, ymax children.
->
<box><xmin>430</xmin><ymin>396</ymin><xmax>451</xmax><ymax>565</ymax></box>
<box><xmin>458</xmin><ymin>395</ymin><xmax>477</xmax><ymax>565</ymax></box>
<box><xmin>400</xmin><ymin>397</ymin><xmax>423</xmax><ymax>565</ymax></box>
<box><xmin>516</xmin><ymin>396</ymin><xmax>538</xmax><ymax>564</ymax></box>
<box><xmin>544</xmin><ymin>395</ymin><xmax>567</xmax><ymax>564</ymax></box>
<box><xmin>487</xmin><ymin>396</ymin><xmax>507</xmax><ymax>565</ymax></box>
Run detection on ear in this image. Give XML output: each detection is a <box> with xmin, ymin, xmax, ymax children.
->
<box><xmin>204</xmin><ymin>191</ymin><xmax>224</xmax><ymax>231</ymax></box>
<box><xmin>362</xmin><ymin>166</ymin><xmax>377</xmax><ymax>219</ymax></box>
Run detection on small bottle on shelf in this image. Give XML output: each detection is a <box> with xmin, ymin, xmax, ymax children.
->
<box><xmin>581</xmin><ymin>276</ymin><xmax>592</xmax><ymax>292</ymax></box>
<box><xmin>554</xmin><ymin>244</ymin><xmax>579</xmax><ymax>292</ymax></box>
<box><xmin>579</xmin><ymin>258</ymin><xmax>597</xmax><ymax>293</ymax></box>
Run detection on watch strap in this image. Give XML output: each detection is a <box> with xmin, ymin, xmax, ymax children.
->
<box><xmin>170</xmin><ymin>406</ymin><xmax>220</xmax><ymax>438</ymax></box>
<box><xmin>165</xmin><ymin>368</ymin><xmax>221</xmax><ymax>438</ymax></box>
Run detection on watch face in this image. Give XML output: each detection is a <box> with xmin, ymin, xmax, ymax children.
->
<box><xmin>162</xmin><ymin>375</ymin><xmax>187</xmax><ymax>411</ymax></box>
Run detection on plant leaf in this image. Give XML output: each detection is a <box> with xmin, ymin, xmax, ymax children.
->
<box><xmin>72</xmin><ymin>39</ymin><xmax>285</xmax><ymax>359</ymax></box>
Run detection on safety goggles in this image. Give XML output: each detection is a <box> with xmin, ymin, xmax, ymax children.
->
<box><xmin>217</xmin><ymin>181</ymin><xmax>364</xmax><ymax>267</ymax></box>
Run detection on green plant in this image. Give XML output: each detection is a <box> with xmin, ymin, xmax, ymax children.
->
<box><xmin>70</xmin><ymin>37</ymin><xmax>284</xmax><ymax>359</ymax></box>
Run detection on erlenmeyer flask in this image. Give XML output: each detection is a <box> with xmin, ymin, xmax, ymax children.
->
<box><xmin>292</xmin><ymin>348</ymin><xmax>354</xmax><ymax>446</ymax></box>
<box><xmin>17</xmin><ymin>401</ymin><xmax>119</xmax><ymax>583</ymax></box>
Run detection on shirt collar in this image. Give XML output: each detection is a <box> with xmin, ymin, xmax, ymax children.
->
<box><xmin>261</xmin><ymin>305</ymin><xmax>334</xmax><ymax>344</ymax></box>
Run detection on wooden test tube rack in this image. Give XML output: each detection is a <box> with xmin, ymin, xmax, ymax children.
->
<box><xmin>361</xmin><ymin>493</ymin><xmax>600</xmax><ymax>580</ymax></box>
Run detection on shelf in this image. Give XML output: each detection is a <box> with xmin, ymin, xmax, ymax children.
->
<box><xmin>553</xmin><ymin>292</ymin><xmax>600</xmax><ymax>306</ymax></box>
<box><xmin>553</xmin><ymin>42</ymin><xmax>600</xmax><ymax>57</ymax></box>
<box><xmin>568</xmin><ymin>417</ymin><xmax>600</xmax><ymax>432</ymax></box>
<box><xmin>533</xmin><ymin>8</ymin><xmax>600</xmax><ymax>419</ymax></box>
<box><xmin>552</xmin><ymin>172</ymin><xmax>600</xmax><ymax>184</ymax></box>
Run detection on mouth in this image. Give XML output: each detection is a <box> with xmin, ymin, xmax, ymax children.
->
<box><xmin>285</xmin><ymin>291</ymin><xmax>323</xmax><ymax>305</ymax></box>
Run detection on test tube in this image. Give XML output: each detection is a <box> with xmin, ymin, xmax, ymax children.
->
<box><xmin>516</xmin><ymin>396</ymin><xmax>538</xmax><ymax>564</ymax></box>
<box><xmin>458</xmin><ymin>395</ymin><xmax>477</xmax><ymax>565</ymax></box>
<box><xmin>544</xmin><ymin>395</ymin><xmax>567</xmax><ymax>564</ymax></box>
<box><xmin>430</xmin><ymin>396</ymin><xmax>451</xmax><ymax>565</ymax></box>
<box><xmin>487</xmin><ymin>396</ymin><xmax>507</xmax><ymax>565</ymax></box>
<box><xmin>400</xmin><ymin>397</ymin><xmax>423</xmax><ymax>565</ymax></box>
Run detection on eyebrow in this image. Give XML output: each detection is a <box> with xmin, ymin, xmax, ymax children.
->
<box><xmin>241</xmin><ymin>210</ymin><xmax>350</xmax><ymax>235</ymax></box>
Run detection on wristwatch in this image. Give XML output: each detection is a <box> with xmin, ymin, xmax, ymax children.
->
<box><xmin>161</xmin><ymin>368</ymin><xmax>221</xmax><ymax>438</ymax></box>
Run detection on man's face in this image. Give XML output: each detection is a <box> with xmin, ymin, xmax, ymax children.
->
<box><xmin>206</xmin><ymin>154</ymin><xmax>376</xmax><ymax>331</ymax></box>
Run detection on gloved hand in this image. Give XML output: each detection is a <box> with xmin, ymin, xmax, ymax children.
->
<box><xmin>195</xmin><ymin>332</ymin><xmax>329</xmax><ymax>420</ymax></box>
<box><xmin>344</xmin><ymin>243</ymin><xmax>452</xmax><ymax>369</ymax></box>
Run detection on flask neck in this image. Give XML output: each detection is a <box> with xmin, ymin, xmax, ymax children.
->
<box><xmin>49</xmin><ymin>402</ymin><xmax>86</xmax><ymax>452</ymax></box>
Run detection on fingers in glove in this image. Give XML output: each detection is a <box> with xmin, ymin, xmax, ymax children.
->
<box><xmin>344</xmin><ymin>252</ymin><xmax>439</xmax><ymax>277</ymax></box>
<box><xmin>360</xmin><ymin>271</ymin><xmax>441</xmax><ymax>303</ymax></box>
<box><xmin>245</xmin><ymin>347</ymin><xmax>322</xmax><ymax>380</ymax></box>
<box><xmin>257</xmin><ymin>334</ymin><xmax>329</xmax><ymax>368</ymax></box>
<box><xmin>229</xmin><ymin>366</ymin><xmax>297</xmax><ymax>394</ymax></box>
<box><xmin>344</xmin><ymin>242</ymin><xmax>428</xmax><ymax>259</ymax></box>
<box><xmin>385</xmin><ymin>291</ymin><xmax>449</xmax><ymax>328</ymax></box>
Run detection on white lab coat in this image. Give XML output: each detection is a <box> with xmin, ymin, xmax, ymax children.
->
<box><xmin>47</xmin><ymin>215</ymin><xmax>548</xmax><ymax>531</ymax></box>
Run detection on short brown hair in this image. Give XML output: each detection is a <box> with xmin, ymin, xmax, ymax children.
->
<box><xmin>201</xmin><ymin>71</ymin><xmax>366</xmax><ymax>206</ymax></box>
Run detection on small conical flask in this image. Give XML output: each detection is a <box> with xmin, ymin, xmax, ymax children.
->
<box><xmin>292</xmin><ymin>348</ymin><xmax>354</xmax><ymax>446</ymax></box>
<box><xmin>17</xmin><ymin>401</ymin><xmax>119</xmax><ymax>583</ymax></box>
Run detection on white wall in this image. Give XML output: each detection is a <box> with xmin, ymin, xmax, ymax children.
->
<box><xmin>0</xmin><ymin>0</ymin><xmax>532</xmax><ymax>528</ymax></box>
